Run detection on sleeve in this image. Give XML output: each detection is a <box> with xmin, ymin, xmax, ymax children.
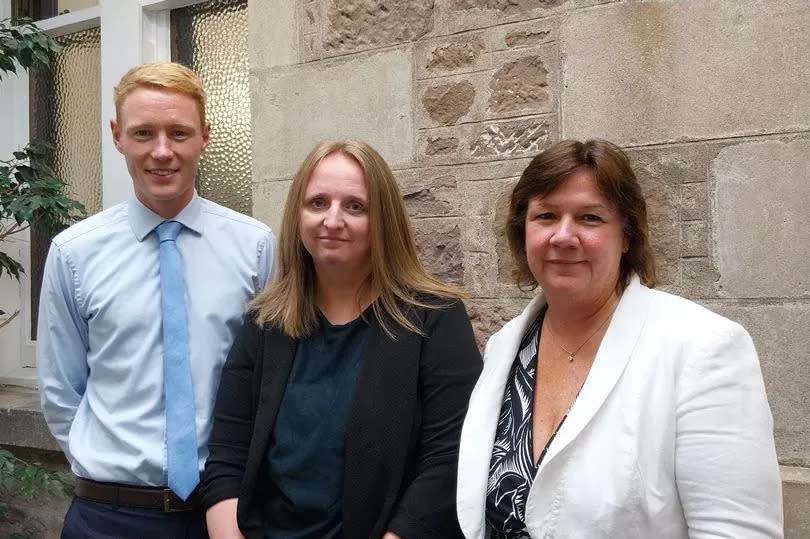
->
<box><xmin>387</xmin><ymin>300</ymin><xmax>483</xmax><ymax>539</ymax></box>
<box><xmin>36</xmin><ymin>242</ymin><xmax>89</xmax><ymax>461</ymax></box>
<box><xmin>255</xmin><ymin>228</ymin><xmax>276</xmax><ymax>292</ymax></box>
<box><xmin>675</xmin><ymin>320</ymin><xmax>784</xmax><ymax>538</ymax></box>
<box><xmin>202</xmin><ymin>317</ymin><xmax>262</xmax><ymax>508</ymax></box>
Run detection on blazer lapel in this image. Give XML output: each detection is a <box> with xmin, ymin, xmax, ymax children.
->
<box><xmin>536</xmin><ymin>276</ymin><xmax>652</xmax><ymax>474</ymax></box>
<box><xmin>457</xmin><ymin>294</ymin><xmax>547</xmax><ymax>539</ymax></box>
<box><xmin>244</xmin><ymin>329</ymin><xmax>297</xmax><ymax>484</ymax></box>
<box><xmin>343</xmin><ymin>313</ymin><xmax>419</xmax><ymax>538</ymax></box>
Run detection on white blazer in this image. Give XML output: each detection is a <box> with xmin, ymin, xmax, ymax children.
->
<box><xmin>457</xmin><ymin>276</ymin><xmax>783</xmax><ymax>538</ymax></box>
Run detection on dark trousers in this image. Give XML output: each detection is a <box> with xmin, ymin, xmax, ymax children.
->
<box><xmin>61</xmin><ymin>497</ymin><xmax>208</xmax><ymax>539</ymax></box>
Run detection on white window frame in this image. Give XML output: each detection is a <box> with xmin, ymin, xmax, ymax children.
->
<box><xmin>0</xmin><ymin>0</ymin><xmax>208</xmax><ymax>385</ymax></box>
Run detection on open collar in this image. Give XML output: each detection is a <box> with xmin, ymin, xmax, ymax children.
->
<box><xmin>535</xmin><ymin>275</ymin><xmax>651</xmax><ymax>474</ymax></box>
<box><xmin>128</xmin><ymin>191</ymin><xmax>204</xmax><ymax>241</ymax></box>
<box><xmin>457</xmin><ymin>276</ymin><xmax>652</xmax><ymax>539</ymax></box>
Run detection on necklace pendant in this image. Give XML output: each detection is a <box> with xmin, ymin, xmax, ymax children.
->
<box><xmin>568</xmin><ymin>353</ymin><xmax>574</xmax><ymax>362</ymax></box>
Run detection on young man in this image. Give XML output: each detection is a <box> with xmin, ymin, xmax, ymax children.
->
<box><xmin>36</xmin><ymin>61</ymin><xmax>275</xmax><ymax>538</ymax></box>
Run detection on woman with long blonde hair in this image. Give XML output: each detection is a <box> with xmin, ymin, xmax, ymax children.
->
<box><xmin>203</xmin><ymin>140</ymin><xmax>481</xmax><ymax>538</ymax></box>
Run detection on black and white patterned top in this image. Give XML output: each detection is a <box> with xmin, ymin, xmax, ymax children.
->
<box><xmin>485</xmin><ymin>310</ymin><xmax>575</xmax><ymax>539</ymax></box>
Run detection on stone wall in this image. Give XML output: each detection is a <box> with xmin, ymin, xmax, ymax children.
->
<box><xmin>250</xmin><ymin>0</ymin><xmax>810</xmax><ymax>530</ymax></box>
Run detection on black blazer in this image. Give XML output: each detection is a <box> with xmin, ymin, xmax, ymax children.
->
<box><xmin>202</xmin><ymin>299</ymin><xmax>482</xmax><ymax>538</ymax></box>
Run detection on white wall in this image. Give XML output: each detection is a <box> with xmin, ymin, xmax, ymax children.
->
<box><xmin>0</xmin><ymin>0</ymin><xmax>35</xmax><ymax>386</ymax></box>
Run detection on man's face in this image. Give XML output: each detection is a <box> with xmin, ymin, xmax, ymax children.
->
<box><xmin>111</xmin><ymin>87</ymin><xmax>210</xmax><ymax>218</ymax></box>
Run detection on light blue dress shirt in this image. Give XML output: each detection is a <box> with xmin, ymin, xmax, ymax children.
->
<box><xmin>37</xmin><ymin>193</ymin><xmax>275</xmax><ymax>487</ymax></box>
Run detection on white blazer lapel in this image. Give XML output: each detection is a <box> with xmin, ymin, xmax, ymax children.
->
<box><xmin>537</xmin><ymin>276</ymin><xmax>652</xmax><ymax>474</ymax></box>
<box><xmin>457</xmin><ymin>294</ymin><xmax>547</xmax><ymax>539</ymax></box>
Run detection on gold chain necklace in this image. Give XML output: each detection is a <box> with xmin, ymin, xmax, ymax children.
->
<box><xmin>545</xmin><ymin>302</ymin><xmax>619</xmax><ymax>362</ymax></box>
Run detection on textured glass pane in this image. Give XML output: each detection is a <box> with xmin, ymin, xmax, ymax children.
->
<box><xmin>171</xmin><ymin>0</ymin><xmax>252</xmax><ymax>215</ymax></box>
<box><xmin>29</xmin><ymin>27</ymin><xmax>102</xmax><ymax>215</ymax></box>
<box><xmin>29</xmin><ymin>26</ymin><xmax>101</xmax><ymax>339</ymax></box>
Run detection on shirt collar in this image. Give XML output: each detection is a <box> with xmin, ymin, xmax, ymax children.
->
<box><xmin>128</xmin><ymin>191</ymin><xmax>204</xmax><ymax>241</ymax></box>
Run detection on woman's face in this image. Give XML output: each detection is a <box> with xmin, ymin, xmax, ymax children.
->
<box><xmin>299</xmin><ymin>152</ymin><xmax>371</xmax><ymax>277</ymax></box>
<box><xmin>524</xmin><ymin>167</ymin><xmax>628</xmax><ymax>306</ymax></box>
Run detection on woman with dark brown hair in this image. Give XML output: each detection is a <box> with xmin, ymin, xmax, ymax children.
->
<box><xmin>456</xmin><ymin>139</ymin><xmax>782</xmax><ymax>538</ymax></box>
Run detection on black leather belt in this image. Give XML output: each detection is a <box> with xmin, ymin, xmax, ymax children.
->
<box><xmin>75</xmin><ymin>477</ymin><xmax>201</xmax><ymax>512</ymax></box>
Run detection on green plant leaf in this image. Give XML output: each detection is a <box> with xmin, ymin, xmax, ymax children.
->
<box><xmin>0</xmin><ymin>252</ymin><xmax>26</xmax><ymax>280</ymax></box>
<box><xmin>19</xmin><ymin>464</ymin><xmax>40</xmax><ymax>498</ymax></box>
<box><xmin>32</xmin><ymin>46</ymin><xmax>49</xmax><ymax>66</ymax></box>
<box><xmin>46</xmin><ymin>476</ymin><xmax>66</xmax><ymax>496</ymax></box>
<box><xmin>0</xmin><ymin>53</ymin><xmax>15</xmax><ymax>73</ymax></box>
<box><xmin>18</xmin><ymin>46</ymin><xmax>32</xmax><ymax>68</ymax></box>
<box><xmin>16</xmin><ymin>164</ymin><xmax>33</xmax><ymax>183</ymax></box>
<box><xmin>3</xmin><ymin>37</ymin><xmax>21</xmax><ymax>50</ymax></box>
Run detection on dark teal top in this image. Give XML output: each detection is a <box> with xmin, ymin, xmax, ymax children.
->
<box><xmin>264</xmin><ymin>312</ymin><xmax>368</xmax><ymax>539</ymax></box>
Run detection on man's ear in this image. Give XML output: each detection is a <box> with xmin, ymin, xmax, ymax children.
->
<box><xmin>111</xmin><ymin>118</ymin><xmax>123</xmax><ymax>153</ymax></box>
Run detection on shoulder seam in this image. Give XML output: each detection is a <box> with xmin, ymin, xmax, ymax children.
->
<box><xmin>54</xmin><ymin>211</ymin><xmax>129</xmax><ymax>247</ymax></box>
<box><xmin>200</xmin><ymin>206</ymin><xmax>271</xmax><ymax>233</ymax></box>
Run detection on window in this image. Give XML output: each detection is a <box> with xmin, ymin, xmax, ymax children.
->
<box><xmin>12</xmin><ymin>0</ymin><xmax>98</xmax><ymax>21</ymax></box>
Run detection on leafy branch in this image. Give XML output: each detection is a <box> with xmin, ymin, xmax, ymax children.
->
<box><xmin>0</xmin><ymin>448</ymin><xmax>69</xmax><ymax>539</ymax></box>
<box><xmin>0</xmin><ymin>448</ymin><xmax>71</xmax><ymax>499</ymax></box>
<box><xmin>1</xmin><ymin>18</ymin><xmax>80</xmax><ymax>323</ymax></box>
<box><xmin>0</xmin><ymin>139</ymin><xmax>88</xmax><ymax>263</ymax></box>
<box><xmin>0</xmin><ymin>17</ymin><xmax>63</xmax><ymax>80</ymax></box>
<box><xmin>0</xmin><ymin>140</ymin><xmax>88</xmax><ymax>238</ymax></box>
<box><xmin>0</xmin><ymin>141</ymin><xmax>88</xmax><ymax>316</ymax></box>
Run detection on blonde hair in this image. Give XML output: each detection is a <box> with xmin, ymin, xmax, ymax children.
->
<box><xmin>113</xmin><ymin>61</ymin><xmax>207</xmax><ymax>127</ymax></box>
<box><xmin>250</xmin><ymin>140</ymin><xmax>464</xmax><ymax>338</ymax></box>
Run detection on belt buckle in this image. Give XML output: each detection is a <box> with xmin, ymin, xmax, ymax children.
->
<box><xmin>163</xmin><ymin>489</ymin><xmax>184</xmax><ymax>512</ymax></box>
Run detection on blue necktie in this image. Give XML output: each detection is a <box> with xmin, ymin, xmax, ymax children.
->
<box><xmin>156</xmin><ymin>221</ymin><xmax>199</xmax><ymax>500</ymax></box>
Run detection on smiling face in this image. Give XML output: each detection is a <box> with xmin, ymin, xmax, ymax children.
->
<box><xmin>525</xmin><ymin>166</ymin><xmax>628</xmax><ymax>307</ymax></box>
<box><xmin>299</xmin><ymin>152</ymin><xmax>371</xmax><ymax>279</ymax></box>
<box><xmin>111</xmin><ymin>86</ymin><xmax>210</xmax><ymax>218</ymax></box>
